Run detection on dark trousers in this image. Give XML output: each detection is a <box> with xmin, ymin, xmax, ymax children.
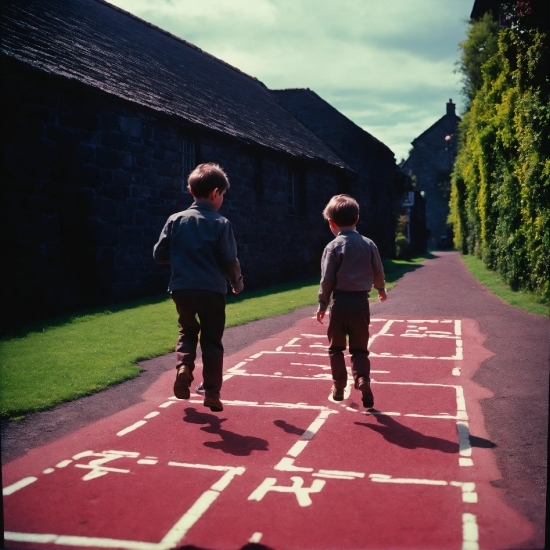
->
<box><xmin>327</xmin><ymin>290</ymin><xmax>371</xmax><ymax>389</ymax></box>
<box><xmin>171</xmin><ymin>289</ymin><xmax>226</xmax><ymax>399</ymax></box>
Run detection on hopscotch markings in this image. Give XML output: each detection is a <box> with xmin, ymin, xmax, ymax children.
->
<box><xmin>372</xmin><ymin>381</ymin><xmax>468</xmax><ymax>421</ymax></box>
<box><xmin>248</xmin><ymin>477</ymin><xmax>326</xmax><ymax>507</ymax></box>
<box><xmin>367</xmin><ymin>318</ymin><xmax>463</xmax><ymax>360</ymax></box>
<box><xmin>463</xmin><ymin>513</ymin><xmax>480</xmax><ymax>550</ymax></box>
<box><xmin>5</xmin><ymin>463</ymin><xmax>245</xmax><ymax>550</ymax></box>
<box><xmin>3</xmin><ymin>477</ymin><xmax>38</xmax><ymax>496</ymax></box>
<box><xmin>284</xmin><ymin>337</ymin><xmax>301</xmax><ymax>347</ymax></box>
<box><xmin>369</xmin><ymin>474</ymin><xmax>478</xmax><ymax>502</ymax></box>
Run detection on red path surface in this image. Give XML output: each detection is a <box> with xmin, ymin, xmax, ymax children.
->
<box><xmin>2</xmin><ymin>310</ymin><xmax>536</xmax><ymax>549</ymax></box>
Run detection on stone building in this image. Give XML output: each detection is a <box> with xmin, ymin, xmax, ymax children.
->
<box><xmin>272</xmin><ymin>88</ymin><xmax>400</xmax><ymax>258</ymax></box>
<box><xmin>0</xmin><ymin>0</ymin><xmax>353</xmax><ymax>329</ymax></box>
<box><xmin>0</xmin><ymin>0</ymin><xmax>398</xmax><ymax>330</ymax></box>
<box><xmin>401</xmin><ymin>100</ymin><xmax>460</xmax><ymax>249</ymax></box>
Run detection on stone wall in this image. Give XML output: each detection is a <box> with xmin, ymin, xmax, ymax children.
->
<box><xmin>1</xmin><ymin>60</ymin><xmax>345</xmax><ymax>330</ymax></box>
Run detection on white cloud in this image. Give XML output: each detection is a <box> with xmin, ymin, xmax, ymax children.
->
<box><xmin>107</xmin><ymin>0</ymin><xmax>471</xmax><ymax>160</ymax></box>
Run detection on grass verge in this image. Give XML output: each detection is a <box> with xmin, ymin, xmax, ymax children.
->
<box><xmin>460</xmin><ymin>254</ymin><xmax>548</xmax><ymax>316</ymax></box>
<box><xmin>0</xmin><ymin>254</ymin><xmax>433</xmax><ymax>419</ymax></box>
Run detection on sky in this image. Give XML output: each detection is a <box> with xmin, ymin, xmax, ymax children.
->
<box><xmin>106</xmin><ymin>0</ymin><xmax>473</xmax><ymax>162</ymax></box>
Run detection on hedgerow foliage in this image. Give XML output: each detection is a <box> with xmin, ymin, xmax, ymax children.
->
<box><xmin>449</xmin><ymin>8</ymin><xmax>549</xmax><ymax>303</ymax></box>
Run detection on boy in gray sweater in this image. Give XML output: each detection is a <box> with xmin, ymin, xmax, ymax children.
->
<box><xmin>154</xmin><ymin>163</ymin><xmax>243</xmax><ymax>412</ymax></box>
<box><xmin>317</xmin><ymin>195</ymin><xmax>387</xmax><ymax>408</ymax></box>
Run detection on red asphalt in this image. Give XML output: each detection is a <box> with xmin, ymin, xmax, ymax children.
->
<box><xmin>2</xmin><ymin>305</ymin><xmax>536</xmax><ymax>549</ymax></box>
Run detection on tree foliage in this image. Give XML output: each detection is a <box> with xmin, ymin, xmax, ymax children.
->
<box><xmin>449</xmin><ymin>6</ymin><xmax>550</xmax><ymax>304</ymax></box>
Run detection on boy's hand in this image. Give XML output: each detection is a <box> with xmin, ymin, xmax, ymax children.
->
<box><xmin>232</xmin><ymin>276</ymin><xmax>244</xmax><ymax>294</ymax></box>
<box><xmin>316</xmin><ymin>309</ymin><xmax>326</xmax><ymax>324</ymax></box>
<box><xmin>378</xmin><ymin>289</ymin><xmax>387</xmax><ymax>302</ymax></box>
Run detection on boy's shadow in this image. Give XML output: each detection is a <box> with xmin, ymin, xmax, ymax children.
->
<box><xmin>183</xmin><ymin>408</ymin><xmax>268</xmax><ymax>456</ymax></box>
<box><xmin>273</xmin><ymin>419</ymin><xmax>305</xmax><ymax>436</ymax></box>
<box><xmin>355</xmin><ymin>412</ymin><xmax>458</xmax><ymax>453</ymax></box>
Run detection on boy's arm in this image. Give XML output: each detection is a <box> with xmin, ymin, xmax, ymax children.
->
<box><xmin>317</xmin><ymin>247</ymin><xmax>337</xmax><ymax>322</ymax></box>
<box><xmin>371</xmin><ymin>243</ymin><xmax>387</xmax><ymax>302</ymax></box>
<box><xmin>153</xmin><ymin>219</ymin><xmax>172</xmax><ymax>264</ymax></box>
<box><xmin>219</xmin><ymin>223</ymin><xmax>244</xmax><ymax>294</ymax></box>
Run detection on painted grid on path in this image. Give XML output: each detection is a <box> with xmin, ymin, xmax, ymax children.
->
<box><xmin>2</xmin><ymin>317</ymin><xmax>520</xmax><ymax>550</ymax></box>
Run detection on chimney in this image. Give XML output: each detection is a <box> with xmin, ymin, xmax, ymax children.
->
<box><xmin>446</xmin><ymin>98</ymin><xmax>456</xmax><ymax>116</ymax></box>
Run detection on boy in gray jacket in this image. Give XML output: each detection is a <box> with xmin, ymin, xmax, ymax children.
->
<box><xmin>317</xmin><ymin>195</ymin><xmax>387</xmax><ymax>408</ymax></box>
<box><xmin>154</xmin><ymin>163</ymin><xmax>243</xmax><ymax>412</ymax></box>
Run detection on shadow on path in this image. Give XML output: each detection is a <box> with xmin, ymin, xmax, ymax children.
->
<box><xmin>355</xmin><ymin>412</ymin><xmax>458</xmax><ymax>453</ymax></box>
<box><xmin>273</xmin><ymin>419</ymin><xmax>305</xmax><ymax>436</ymax></box>
<box><xmin>183</xmin><ymin>407</ymin><xmax>268</xmax><ymax>456</ymax></box>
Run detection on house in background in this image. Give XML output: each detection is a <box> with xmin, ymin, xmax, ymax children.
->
<box><xmin>401</xmin><ymin>100</ymin><xmax>460</xmax><ymax>249</ymax></box>
<box><xmin>272</xmin><ymin>88</ymin><xmax>401</xmax><ymax>258</ymax></box>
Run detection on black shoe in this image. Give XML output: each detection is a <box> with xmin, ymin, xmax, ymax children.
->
<box><xmin>204</xmin><ymin>396</ymin><xmax>223</xmax><ymax>412</ymax></box>
<box><xmin>332</xmin><ymin>386</ymin><xmax>345</xmax><ymax>401</ymax></box>
<box><xmin>355</xmin><ymin>377</ymin><xmax>374</xmax><ymax>408</ymax></box>
<box><xmin>173</xmin><ymin>365</ymin><xmax>193</xmax><ymax>399</ymax></box>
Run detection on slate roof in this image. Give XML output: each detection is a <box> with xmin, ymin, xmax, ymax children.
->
<box><xmin>1</xmin><ymin>0</ymin><xmax>350</xmax><ymax>171</ymax></box>
<box><xmin>272</xmin><ymin>88</ymin><xmax>395</xmax><ymax>158</ymax></box>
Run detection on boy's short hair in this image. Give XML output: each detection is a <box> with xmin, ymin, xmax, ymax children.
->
<box><xmin>323</xmin><ymin>194</ymin><xmax>360</xmax><ymax>227</ymax></box>
<box><xmin>188</xmin><ymin>163</ymin><xmax>230</xmax><ymax>198</ymax></box>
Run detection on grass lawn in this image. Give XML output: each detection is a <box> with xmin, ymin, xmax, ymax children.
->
<box><xmin>0</xmin><ymin>254</ymin><xmax>431</xmax><ymax>419</ymax></box>
<box><xmin>460</xmin><ymin>254</ymin><xmax>549</xmax><ymax>317</ymax></box>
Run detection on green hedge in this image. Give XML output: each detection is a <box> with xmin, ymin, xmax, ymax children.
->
<box><xmin>449</xmin><ymin>15</ymin><xmax>549</xmax><ymax>303</ymax></box>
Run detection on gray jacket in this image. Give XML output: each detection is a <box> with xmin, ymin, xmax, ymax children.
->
<box><xmin>153</xmin><ymin>202</ymin><xmax>242</xmax><ymax>294</ymax></box>
<box><xmin>318</xmin><ymin>229</ymin><xmax>385</xmax><ymax>310</ymax></box>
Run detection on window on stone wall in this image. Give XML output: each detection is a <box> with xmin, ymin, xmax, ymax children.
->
<box><xmin>181</xmin><ymin>136</ymin><xmax>196</xmax><ymax>193</ymax></box>
<box><xmin>287</xmin><ymin>164</ymin><xmax>306</xmax><ymax>216</ymax></box>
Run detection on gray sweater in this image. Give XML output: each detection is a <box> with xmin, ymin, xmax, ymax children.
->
<box><xmin>318</xmin><ymin>229</ymin><xmax>385</xmax><ymax>311</ymax></box>
<box><xmin>153</xmin><ymin>202</ymin><xmax>242</xmax><ymax>294</ymax></box>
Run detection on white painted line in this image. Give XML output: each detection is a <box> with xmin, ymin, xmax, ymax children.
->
<box><xmin>462</xmin><ymin>513</ymin><xmax>479</xmax><ymax>550</ymax></box>
<box><xmin>285</xmin><ymin>337</ymin><xmax>301</xmax><ymax>346</ymax></box>
<box><xmin>312</xmin><ymin>473</ymin><xmax>356</xmax><ymax>480</ymax></box>
<box><xmin>43</xmin><ymin>468</ymin><xmax>55</xmax><ymax>474</ymax></box>
<box><xmin>455</xmin><ymin>319</ymin><xmax>462</xmax><ymax>336</ymax></box>
<box><xmin>232</xmin><ymin>372</ymin><xmax>332</xmax><ymax>381</ymax></box>
<box><xmin>453</xmin><ymin>367</ymin><xmax>461</xmax><ymax>376</ymax></box>
<box><xmin>3</xmin><ymin>476</ymin><xmax>38</xmax><ymax>496</ymax></box>
<box><xmin>300</xmin><ymin>409</ymin><xmax>337</xmax><ymax>440</ymax></box>
<box><xmin>160</xmin><ymin>467</ymin><xmax>245</xmax><ymax>547</ymax></box>
<box><xmin>363</xmin><ymin>410</ymin><xmax>401</xmax><ymax>416</ymax></box>
<box><xmin>456</xmin><ymin>421</ymin><xmax>472</xmax><ymax>457</ymax></box>
<box><xmin>370</xmin><ymin>474</ymin><xmax>447</xmax><ymax>486</ymax></box>
<box><xmin>274</xmin><ymin>457</ymin><xmax>313</xmax><ymax>472</ymax></box>
<box><xmin>300</xmin><ymin>334</ymin><xmax>326</xmax><ymax>338</ymax></box>
<box><xmin>137</xmin><ymin>459</ymin><xmax>158</xmax><ymax>465</ymax></box>
<box><xmin>275</xmin><ymin>346</ymin><xmax>283</xmax><ymax>351</ymax></box>
<box><xmin>56</xmin><ymin>460</ymin><xmax>72</xmax><ymax>468</ymax></box>
<box><xmin>459</xmin><ymin>458</ymin><xmax>474</xmax><ymax>467</ymax></box>
<box><xmin>117</xmin><ymin>420</ymin><xmax>147</xmax><ymax>436</ymax></box>
<box><xmin>161</xmin><ymin>490</ymin><xmax>218</xmax><ymax>546</ymax></box>
<box><xmin>287</xmin><ymin>440</ymin><xmax>309</xmax><ymax>457</ymax></box>
<box><xmin>227</xmin><ymin>361</ymin><xmax>248</xmax><ymax>372</ymax></box>
<box><xmin>291</xmin><ymin>362</ymin><xmax>330</xmax><ymax>368</ymax></box>
<box><xmin>211</xmin><ymin>467</ymin><xmax>246</xmax><ymax>491</ymax></box>
<box><xmin>4</xmin><ymin>532</ymin><xmax>161</xmax><ymax>549</ymax></box>
<box><xmin>168</xmin><ymin>462</ymin><xmax>236</xmax><ymax>471</ymax></box>
<box><xmin>144</xmin><ymin>412</ymin><xmax>159</xmax><ymax>419</ymax></box>
<box><xmin>318</xmin><ymin>469</ymin><xmax>364</xmax><ymax>478</ymax></box>
<box><xmin>159</xmin><ymin>401</ymin><xmax>176</xmax><ymax>408</ymax></box>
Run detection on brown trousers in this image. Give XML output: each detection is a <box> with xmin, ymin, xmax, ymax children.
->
<box><xmin>171</xmin><ymin>289</ymin><xmax>226</xmax><ymax>399</ymax></box>
<box><xmin>327</xmin><ymin>290</ymin><xmax>371</xmax><ymax>389</ymax></box>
